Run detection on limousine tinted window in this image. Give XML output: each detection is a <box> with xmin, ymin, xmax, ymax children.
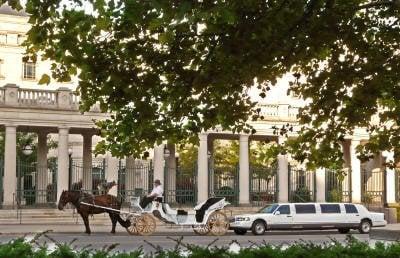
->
<box><xmin>320</xmin><ymin>204</ymin><xmax>340</xmax><ymax>213</ymax></box>
<box><xmin>277</xmin><ymin>205</ymin><xmax>290</xmax><ymax>214</ymax></box>
<box><xmin>259</xmin><ymin>204</ymin><xmax>278</xmax><ymax>213</ymax></box>
<box><xmin>345</xmin><ymin>204</ymin><xmax>358</xmax><ymax>213</ymax></box>
<box><xmin>295</xmin><ymin>204</ymin><xmax>316</xmax><ymax>214</ymax></box>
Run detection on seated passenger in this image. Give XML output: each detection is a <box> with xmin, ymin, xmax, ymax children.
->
<box><xmin>139</xmin><ymin>179</ymin><xmax>163</xmax><ymax>209</ymax></box>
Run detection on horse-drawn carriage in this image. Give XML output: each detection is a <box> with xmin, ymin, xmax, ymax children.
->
<box><xmin>76</xmin><ymin>194</ymin><xmax>230</xmax><ymax>236</ymax></box>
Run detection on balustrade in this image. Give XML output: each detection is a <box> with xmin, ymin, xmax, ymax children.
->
<box><xmin>0</xmin><ymin>84</ymin><xmax>300</xmax><ymax>120</ymax></box>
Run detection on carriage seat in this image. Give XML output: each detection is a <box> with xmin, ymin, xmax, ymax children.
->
<box><xmin>160</xmin><ymin>203</ymin><xmax>190</xmax><ymax>216</ymax></box>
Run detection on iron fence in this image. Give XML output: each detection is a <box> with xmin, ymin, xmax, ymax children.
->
<box><xmin>288</xmin><ymin>166</ymin><xmax>316</xmax><ymax>202</ymax></box>
<box><xmin>361</xmin><ymin>168</ymin><xmax>384</xmax><ymax>204</ymax></box>
<box><xmin>209</xmin><ymin>164</ymin><xmax>239</xmax><ymax>205</ymax></box>
<box><xmin>15</xmin><ymin>159</ymin><xmax>57</xmax><ymax>207</ymax></box>
<box><xmin>164</xmin><ymin>163</ymin><xmax>197</xmax><ymax>205</ymax></box>
<box><xmin>69</xmin><ymin>158</ymin><xmax>106</xmax><ymax>194</ymax></box>
<box><xmin>250</xmin><ymin>164</ymin><xmax>278</xmax><ymax>206</ymax></box>
<box><xmin>117</xmin><ymin>160</ymin><xmax>153</xmax><ymax>203</ymax></box>
<box><xmin>325</xmin><ymin>169</ymin><xmax>351</xmax><ymax>202</ymax></box>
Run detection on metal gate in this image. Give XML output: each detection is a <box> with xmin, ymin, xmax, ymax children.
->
<box><xmin>117</xmin><ymin>160</ymin><xmax>153</xmax><ymax>202</ymax></box>
<box><xmin>250</xmin><ymin>164</ymin><xmax>278</xmax><ymax>206</ymax></box>
<box><xmin>69</xmin><ymin>158</ymin><xmax>106</xmax><ymax>194</ymax></box>
<box><xmin>16</xmin><ymin>159</ymin><xmax>57</xmax><ymax>206</ymax></box>
<box><xmin>209</xmin><ymin>165</ymin><xmax>239</xmax><ymax>205</ymax></box>
<box><xmin>164</xmin><ymin>163</ymin><xmax>197</xmax><ymax>205</ymax></box>
<box><xmin>361</xmin><ymin>168</ymin><xmax>384</xmax><ymax>204</ymax></box>
<box><xmin>288</xmin><ymin>166</ymin><xmax>316</xmax><ymax>202</ymax></box>
<box><xmin>325</xmin><ymin>169</ymin><xmax>351</xmax><ymax>202</ymax></box>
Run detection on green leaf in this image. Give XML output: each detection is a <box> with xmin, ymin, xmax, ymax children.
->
<box><xmin>38</xmin><ymin>74</ymin><xmax>51</xmax><ymax>85</ymax></box>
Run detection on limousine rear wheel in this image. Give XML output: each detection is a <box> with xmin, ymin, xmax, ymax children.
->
<box><xmin>359</xmin><ymin>219</ymin><xmax>372</xmax><ymax>234</ymax></box>
<box><xmin>252</xmin><ymin>220</ymin><xmax>266</xmax><ymax>235</ymax></box>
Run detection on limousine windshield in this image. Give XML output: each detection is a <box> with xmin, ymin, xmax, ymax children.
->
<box><xmin>258</xmin><ymin>204</ymin><xmax>278</xmax><ymax>213</ymax></box>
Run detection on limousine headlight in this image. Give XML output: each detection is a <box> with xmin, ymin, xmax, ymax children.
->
<box><xmin>235</xmin><ymin>217</ymin><xmax>250</xmax><ymax>222</ymax></box>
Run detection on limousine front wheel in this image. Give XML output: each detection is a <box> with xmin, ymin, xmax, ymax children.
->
<box><xmin>252</xmin><ymin>220</ymin><xmax>266</xmax><ymax>235</ymax></box>
<box><xmin>359</xmin><ymin>220</ymin><xmax>372</xmax><ymax>234</ymax></box>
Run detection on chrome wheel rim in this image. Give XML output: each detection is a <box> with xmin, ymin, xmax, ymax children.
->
<box><xmin>362</xmin><ymin>222</ymin><xmax>370</xmax><ymax>232</ymax></box>
<box><xmin>255</xmin><ymin>223</ymin><xmax>264</xmax><ymax>234</ymax></box>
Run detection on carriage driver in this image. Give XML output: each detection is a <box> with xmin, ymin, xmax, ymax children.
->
<box><xmin>139</xmin><ymin>179</ymin><xmax>163</xmax><ymax>209</ymax></box>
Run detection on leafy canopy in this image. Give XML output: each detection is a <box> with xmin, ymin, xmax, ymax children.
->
<box><xmin>4</xmin><ymin>0</ymin><xmax>400</xmax><ymax>167</ymax></box>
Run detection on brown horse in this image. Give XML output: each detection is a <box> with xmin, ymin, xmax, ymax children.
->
<box><xmin>58</xmin><ymin>190</ymin><xmax>130</xmax><ymax>234</ymax></box>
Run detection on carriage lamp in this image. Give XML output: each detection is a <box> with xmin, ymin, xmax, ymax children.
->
<box><xmin>207</xmin><ymin>150</ymin><xmax>212</xmax><ymax>159</ymax></box>
<box><xmin>163</xmin><ymin>145</ymin><xmax>170</xmax><ymax>158</ymax></box>
<box><xmin>22</xmin><ymin>145</ymin><xmax>33</xmax><ymax>155</ymax></box>
<box><xmin>68</xmin><ymin>147</ymin><xmax>73</xmax><ymax>156</ymax></box>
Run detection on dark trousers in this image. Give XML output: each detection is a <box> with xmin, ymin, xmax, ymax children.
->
<box><xmin>140</xmin><ymin>196</ymin><xmax>155</xmax><ymax>209</ymax></box>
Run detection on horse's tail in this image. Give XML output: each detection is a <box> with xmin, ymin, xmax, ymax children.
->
<box><xmin>116</xmin><ymin>214</ymin><xmax>131</xmax><ymax>228</ymax></box>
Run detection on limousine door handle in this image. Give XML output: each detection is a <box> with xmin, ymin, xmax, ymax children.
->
<box><xmin>286</xmin><ymin>215</ymin><xmax>292</xmax><ymax>218</ymax></box>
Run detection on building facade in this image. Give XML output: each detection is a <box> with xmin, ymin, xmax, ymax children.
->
<box><xmin>0</xmin><ymin>5</ymin><xmax>396</xmax><ymax>209</ymax></box>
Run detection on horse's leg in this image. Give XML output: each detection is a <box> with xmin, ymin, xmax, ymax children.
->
<box><xmin>109</xmin><ymin>212</ymin><xmax>117</xmax><ymax>234</ymax></box>
<box><xmin>80</xmin><ymin>213</ymin><xmax>91</xmax><ymax>234</ymax></box>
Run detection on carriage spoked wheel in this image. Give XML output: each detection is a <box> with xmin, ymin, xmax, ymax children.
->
<box><xmin>135</xmin><ymin>214</ymin><xmax>156</xmax><ymax>236</ymax></box>
<box><xmin>126</xmin><ymin>215</ymin><xmax>139</xmax><ymax>235</ymax></box>
<box><xmin>207</xmin><ymin>210</ymin><xmax>229</xmax><ymax>236</ymax></box>
<box><xmin>192</xmin><ymin>224</ymin><xmax>210</xmax><ymax>235</ymax></box>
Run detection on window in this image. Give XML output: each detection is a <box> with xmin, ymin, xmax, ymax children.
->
<box><xmin>276</xmin><ymin>205</ymin><xmax>290</xmax><ymax>215</ymax></box>
<box><xmin>345</xmin><ymin>204</ymin><xmax>358</xmax><ymax>214</ymax></box>
<box><xmin>295</xmin><ymin>204</ymin><xmax>316</xmax><ymax>214</ymax></box>
<box><xmin>320</xmin><ymin>204</ymin><xmax>341</xmax><ymax>213</ymax></box>
<box><xmin>258</xmin><ymin>204</ymin><xmax>278</xmax><ymax>214</ymax></box>
<box><xmin>23</xmin><ymin>61</ymin><xmax>36</xmax><ymax>79</ymax></box>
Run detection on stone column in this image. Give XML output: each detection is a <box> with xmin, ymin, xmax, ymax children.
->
<box><xmin>82</xmin><ymin>133</ymin><xmax>93</xmax><ymax>191</ymax></box>
<box><xmin>383</xmin><ymin>151</ymin><xmax>396</xmax><ymax>204</ymax></box>
<box><xmin>197</xmin><ymin>133</ymin><xmax>209</xmax><ymax>203</ymax></box>
<box><xmin>105</xmin><ymin>153</ymin><xmax>119</xmax><ymax>196</ymax></box>
<box><xmin>36</xmin><ymin>132</ymin><xmax>48</xmax><ymax>203</ymax></box>
<box><xmin>166</xmin><ymin>143</ymin><xmax>176</xmax><ymax>203</ymax></box>
<box><xmin>316</xmin><ymin>168</ymin><xmax>326</xmax><ymax>202</ymax></box>
<box><xmin>239</xmin><ymin>135</ymin><xmax>250</xmax><ymax>205</ymax></box>
<box><xmin>350</xmin><ymin>139</ymin><xmax>361</xmax><ymax>203</ymax></box>
<box><xmin>153</xmin><ymin>144</ymin><xmax>165</xmax><ymax>185</ymax></box>
<box><xmin>277</xmin><ymin>137</ymin><xmax>289</xmax><ymax>202</ymax></box>
<box><xmin>3</xmin><ymin>124</ymin><xmax>17</xmax><ymax>207</ymax></box>
<box><xmin>57</xmin><ymin>127</ymin><xmax>69</xmax><ymax>201</ymax></box>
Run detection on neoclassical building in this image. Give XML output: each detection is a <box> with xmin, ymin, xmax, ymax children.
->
<box><xmin>0</xmin><ymin>5</ymin><xmax>396</xmax><ymax>212</ymax></box>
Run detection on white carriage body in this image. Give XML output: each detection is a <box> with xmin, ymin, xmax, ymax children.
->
<box><xmin>130</xmin><ymin>196</ymin><xmax>229</xmax><ymax>226</ymax></box>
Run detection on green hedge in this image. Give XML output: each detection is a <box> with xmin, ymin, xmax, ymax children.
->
<box><xmin>1</xmin><ymin>235</ymin><xmax>399</xmax><ymax>258</ymax></box>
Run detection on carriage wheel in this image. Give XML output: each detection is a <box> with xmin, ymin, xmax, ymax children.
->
<box><xmin>207</xmin><ymin>210</ymin><xmax>229</xmax><ymax>236</ymax></box>
<box><xmin>192</xmin><ymin>224</ymin><xmax>210</xmax><ymax>235</ymax></box>
<box><xmin>126</xmin><ymin>215</ymin><xmax>139</xmax><ymax>235</ymax></box>
<box><xmin>136</xmin><ymin>214</ymin><xmax>157</xmax><ymax>236</ymax></box>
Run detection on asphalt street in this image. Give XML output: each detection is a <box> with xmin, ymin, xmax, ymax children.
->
<box><xmin>0</xmin><ymin>230</ymin><xmax>374</xmax><ymax>253</ymax></box>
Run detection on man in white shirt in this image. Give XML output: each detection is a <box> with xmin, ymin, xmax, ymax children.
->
<box><xmin>140</xmin><ymin>179</ymin><xmax>163</xmax><ymax>208</ymax></box>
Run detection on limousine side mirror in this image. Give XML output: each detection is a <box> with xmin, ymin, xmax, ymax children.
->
<box><xmin>274</xmin><ymin>211</ymin><xmax>281</xmax><ymax>215</ymax></box>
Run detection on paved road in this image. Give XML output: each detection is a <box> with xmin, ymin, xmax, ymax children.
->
<box><xmin>0</xmin><ymin>230</ymin><xmax>373</xmax><ymax>253</ymax></box>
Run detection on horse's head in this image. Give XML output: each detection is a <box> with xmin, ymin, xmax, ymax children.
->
<box><xmin>58</xmin><ymin>190</ymin><xmax>69</xmax><ymax>210</ymax></box>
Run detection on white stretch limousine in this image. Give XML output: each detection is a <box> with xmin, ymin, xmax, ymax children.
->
<box><xmin>229</xmin><ymin>203</ymin><xmax>386</xmax><ymax>235</ymax></box>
